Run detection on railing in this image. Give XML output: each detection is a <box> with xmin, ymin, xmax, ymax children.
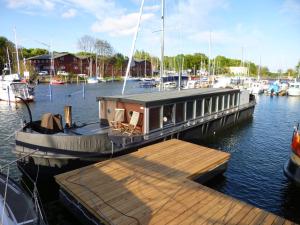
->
<box><xmin>113</xmin><ymin>100</ymin><xmax>256</xmax><ymax>148</ymax></box>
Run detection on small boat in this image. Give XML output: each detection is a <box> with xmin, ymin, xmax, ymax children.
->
<box><xmin>0</xmin><ymin>74</ymin><xmax>34</xmax><ymax>102</ymax></box>
<box><xmin>184</xmin><ymin>80</ymin><xmax>201</xmax><ymax>89</ymax></box>
<box><xmin>50</xmin><ymin>79</ymin><xmax>64</xmax><ymax>85</ymax></box>
<box><xmin>284</xmin><ymin>125</ymin><xmax>300</xmax><ymax>183</ymax></box>
<box><xmin>287</xmin><ymin>81</ymin><xmax>300</xmax><ymax>96</ymax></box>
<box><xmin>139</xmin><ymin>78</ymin><xmax>157</xmax><ymax>88</ymax></box>
<box><xmin>87</xmin><ymin>77</ymin><xmax>99</xmax><ymax>84</ymax></box>
<box><xmin>267</xmin><ymin>81</ymin><xmax>280</xmax><ymax>96</ymax></box>
<box><xmin>0</xmin><ymin>172</ymin><xmax>45</xmax><ymax>225</ymax></box>
<box><xmin>162</xmin><ymin>81</ymin><xmax>177</xmax><ymax>89</ymax></box>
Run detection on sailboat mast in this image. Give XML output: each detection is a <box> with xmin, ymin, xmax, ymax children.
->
<box><xmin>13</xmin><ymin>27</ymin><xmax>20</xmax><ymax>75</ymax></box>
<box><xmin>6</xmin><ymin>47</ymin><xmax>12</xmax><ymax>74</ymax></box>
<box><xmin>160</xmin><ymin>0</ymin><xmax>165</xmax><ymax>89</ymax></box>
<box><xmin>121</xmin><ymin>0</ymin><xmax>145</xmax><ymax>95</ymax></box>
<box><xmin>208</xmin><ymin>31</ymin><xmax>211</xmax><ymax>75</ymax></box>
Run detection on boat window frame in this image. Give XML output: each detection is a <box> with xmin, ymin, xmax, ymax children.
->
<box><xmin>148</xmin><ymin>106</ymin><xmax>162</xmax><ymax>132</ymax></box>
<box><xmin>224</xmin><ymin>94</ymin><xmax>229</xmax><ymax>109</ymax></box>
<box><xmin>186</xmin><ymin>100</ymin><xmax>194</xmax><ymax>120</ymax></box>
<box><xmin>211</xmin><ymin>96</ymin><xmax>217</xmax><ymax>113</ymax></box>
<box><xmin>218</xmin><ymin>95</ymin><xmax>224</xmax><ymax>111</ymax></box>
<box><xmin>163</xmin><ymin>103</ymin><xmax>175</xmax><ymax>127</ymax></box>
<box><xmin>175</xmin><ymin>102</ymin><xmax>186</xmax><ymax>124</ymax></box>
<box><xmin>234</xmin><ymin>93</ymin><xmax>239</xmax><ymax>106</ymax></box>
<box><xmin>204</xmin><ymin>97</ymin><xmax>211</xmax><ymax>116</ymax></box>
<box><xmin>196</xmin><ymin>98</ymin><xmax>203</xmax><ymax>118</ymax></box>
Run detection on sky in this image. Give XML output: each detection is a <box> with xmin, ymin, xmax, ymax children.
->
<box><xmin>1</xmin><ymin>0</ymin><xmax>300</xmax><ymax>72</ymax></box>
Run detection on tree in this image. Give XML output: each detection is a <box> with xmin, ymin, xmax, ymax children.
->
<box><xmin>0</xmin><ymin>36</ymin><xmax>15</xmax><ymax>73</ymax></box>
<box><xmin>95</xmin><ymin>39</ymin><xmax>114</xmax><ymax>77</ymax></box>
<box><xmin>113</xmin><ymin>53</ymin><xmax>126</xmax><ymax>76</ymax></box>
<box><xmin>77</xmin><ymin>35</ymin><xmax>96</xmax><ymax>76</ymax></box>
<box><xmin>134</xmin><ymin>50</ymin><xmax>151</xmax><ymax>60</ymax></box>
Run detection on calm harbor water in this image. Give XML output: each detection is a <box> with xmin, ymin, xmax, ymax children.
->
<box><xmin>0</xmin><ymin>82</ymin><xmax>300</xmax><ymax>224</ymax></box>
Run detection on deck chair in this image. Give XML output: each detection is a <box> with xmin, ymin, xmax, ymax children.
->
<box><xmin>110</xmin><ymin>108</ymin><xmax>125</xmax><ymax>131</ymax></box>
<box><xmin>122</xmin><ymin>111</ymin><xmax>140</xmax><ymax>135</ymax></box>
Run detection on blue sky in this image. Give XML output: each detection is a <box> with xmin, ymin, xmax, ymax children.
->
<box><xmin>1</xmin><ymin>0</ymin><xmax>300</xmax><ymax>72</ymax></box>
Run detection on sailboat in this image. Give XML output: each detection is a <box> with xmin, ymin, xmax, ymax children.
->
<box><xmin>0</xmin><ymin>29</ymin><xmax>34</xmax><ymax>102</ymax></box>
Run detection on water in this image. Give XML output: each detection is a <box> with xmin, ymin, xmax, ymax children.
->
<box><xmin>0</xmin><ymin>83</ymin><xmax>300</xmax><ymax>224</ymax></box>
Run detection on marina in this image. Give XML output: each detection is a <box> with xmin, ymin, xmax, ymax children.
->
<box><xmin>55</xmin><ymin>139</ymin><xmax>292</xmax><ymax>225</ymax></box>
<box><xmin>0</xmin><ymin>83</ymin><xmax>300</xmax><ymax>224</ymax></box>
<box><xmin>1</xmin><ymin>0</ymin><xmax>300</xmax><ymax>224</ymax></box>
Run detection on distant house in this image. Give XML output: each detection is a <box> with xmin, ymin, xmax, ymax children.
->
<box><xmin>229</xmin><ymin>66</ymin><xmax>248</xmax><ymax>75</ymax></box>
<box><xmin>27</xmin><ymin>53</ymin><xmax>90</xmax><ymax>75</ymax></box>
<box><xmin>27</xmin><ymin>53</ymin><xmax>152</xmax><ymax>77</ymax></box>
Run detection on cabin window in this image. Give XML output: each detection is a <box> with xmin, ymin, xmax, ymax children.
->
<box><xmin>175</xmin><ymin>102</ymin><xmax>185</xmax><ymax>123</ymax></box>
<box><xmin>186</xmin><ymin>101</ymin><xmax>194</xmax><ymax>120</ymax></box>
<box><xmin>196</xmin><ymin>99</ymin><xmax>203</xmax><ymax>117</ymax></box>
<box><xmin>224</xmin><ymin>95</ymin><xmax>229</xmax><ymax>109</ymax></box>
<box><xmin>229</xmin><ymin>94</ymin><xmax>234</xmax><ymax>107</ymax></box>
<box><xmin>211</xmin><ymin>97</ymin><xmax>217</xmax><ymax>113</ymax></box>
<box><xmin>218</xmin><ymin>96</ymin><xmax>223</xmax><ymax>111</ymax></box>
<box><xmin>204</xmin><ymin>98</ymin><xmax>211</xmax><ymax>115</ymax></box>
<box><xmin>291</xmin><ymin>85</ymin><xmax>294</xmax><ymax>88</ymax></box>
<box><xmin>149</xmin><ymin>107</ymin><xmax>161</xmax><ymax>131</ymax></box>
<box><xmin>296</xmin><ymin>85</ymin><xmax>300</xmax><ymax>88</ymax></box>
<box><xmin>234</xmin><ymin>93</ymin><xmax>239</xmax><ymax>106</ymax></box>
<box><xmin>163</xmin><ymin>104</ymin><xmax>174</xmax><ymax>126</ymax></box>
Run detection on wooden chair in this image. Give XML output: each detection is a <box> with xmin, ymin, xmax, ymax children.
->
<box><xmin>110</xmin><ymin>108</ymin><xmax>125</xmax><ymax>131</ymax></box>
<box><xmin>122</xmin><ymin>111</ymin><xmax>140</xmax><ymax>135</ymax></box>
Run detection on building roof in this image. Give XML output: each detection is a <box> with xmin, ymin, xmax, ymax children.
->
<box><xmin>97</xmin><ymin>88</ymin><xmax>239</xmax><ymax>107</ymax></box>
<box><xmin>27</xmin><ymin>52</ymin><xmax>73</xmax><ymax>60</ymax></box>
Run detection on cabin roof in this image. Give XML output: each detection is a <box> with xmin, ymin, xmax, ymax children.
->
<box><xmin>97</xmin><ymin>88</ymin><xmax>239</xmax><ymax>107</ymax></box>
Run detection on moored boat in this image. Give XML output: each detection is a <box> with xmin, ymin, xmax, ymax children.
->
<box><xmin>284</xmin><ymin>125</ymin><xmax>300</xmax><ymax>183</ymax></box>
<box><xmin>0</xmin><ymin>172</ymin><xmax>45</xmax><ymax>225</ymax></box>
<box><xmin>50</xmin><ymin>79</ymin><xmax>64</xmax><ymax>85</ymax></box>
<box><xmin>287</xmin><ymin>82</ymin><xmax>300</xmax><ymax>96</ymax></box>
<box><xmin>87</xmin><ymin>77</ymin><xmax>99</xmax><ymax>84</ymax></box>
<box><xmin>13</xmin><ymin>88</ymin><xmax>256</xmax><ymax>178</ymax></box>
<box><xmin>0</xmin><ymin>74</ymin><xmax>34</xmax><ymax>102</ymax></box>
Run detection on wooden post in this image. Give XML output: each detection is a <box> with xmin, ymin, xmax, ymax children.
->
<box><xmin>64</xmin><ymin>105</ymin><xmax>72</xmax><ymax>128</ymax></box>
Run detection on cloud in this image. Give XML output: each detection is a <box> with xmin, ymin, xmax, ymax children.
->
<box><xmin>91</xmin><ymin>12</ymin><xmax>155</xmax><ymax>36</ymax></box>
<box><xmin>144</xmin><ymin>4</ymin><xmax>160</xmax><ymax>12</ymax></box>
<box><xmin>6</xmin><ymin>0</ymin><xmax>54</xmax><ymax>11</ymax></box>
<box><xmin>61</xmin><ymin>8</ymin><xmax>77</xmax><ymax>18</ymax></box>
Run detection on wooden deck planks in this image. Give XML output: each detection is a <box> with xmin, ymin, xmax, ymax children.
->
<box><xmin>55</xmin><ymin>139</ymin><xmax>294</xmax><ymax>225</ymax></box>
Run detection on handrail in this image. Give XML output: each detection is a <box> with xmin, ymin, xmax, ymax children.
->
<box><xmin>0</xmin><ymin>149</ymin><xmax>39</xmax><ymax>170</ymax></box>
<box><xmin>15</xmin><ymin>96</ymin><xmax>32</xmax><ymax>124</ymax></box>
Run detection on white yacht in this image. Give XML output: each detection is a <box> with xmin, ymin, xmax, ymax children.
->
<box><xmin>248</xmin><ymin>82</ymin><xmax>264</xmax><ymax>94</ymax></box>
<box><xmin>288</xmin><ymin>82</ymin><xmax>300</xmax><ymax>96</ymax></box>
<box><xmin>0</xmin><ymin>74</ymin><xmax>34</xmax><ymax>102</ymax></box>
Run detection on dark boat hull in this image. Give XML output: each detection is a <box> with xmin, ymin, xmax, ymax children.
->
<box><xmin>284</xmin><ymin>152</ymin><xmax>300</xmax><ymax>184</ymax></box>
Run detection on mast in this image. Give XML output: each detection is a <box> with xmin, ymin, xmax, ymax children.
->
<box><xmin>160</xmin><ymin>0</ymin><xmax>165</xmax><ymax>90</ymax></box>
<box><xmin>50</xmin><ymin>43</ymin><xmax>54</xmax><ymax>77</ymax></box>
<box><xmin>6</xmin><ymin>47</ymin><xmax>12</xmax><ymax>74</ymax></box>
<box><xmin>208</xmin><ymin>31</ymin><xmax>211</xmax><ymax>75</ymax></box>
<box><xmin>121</xmin><ymin>0</ymin><xmax>145</xmax><ymax>95</ymax></box>
<box><xmin>13</xmin><ymin>27</ymin><xmax>20</xmax><ymax>75</ymax></box>
<box><xmin>258</xmin><ymin>56</ymin><xmax>261</xmax><ymax>80</ymax></box>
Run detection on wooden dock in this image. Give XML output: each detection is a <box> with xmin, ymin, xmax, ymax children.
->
<box><xmin>55</xmin><ymin>139</ymin><xmax>293</xmax><ymax>225</ymax></box>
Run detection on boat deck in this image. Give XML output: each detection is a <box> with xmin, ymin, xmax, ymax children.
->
<box><xmin>55</xmin><ymin>139</ymin><xmax>293</xmax><ymax>225</ymax></box>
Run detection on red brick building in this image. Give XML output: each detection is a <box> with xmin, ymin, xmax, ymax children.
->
<box><xmin>27</xmin><ymin>53</ymin><xmax>152</xmax><ymax>77</ymax></box>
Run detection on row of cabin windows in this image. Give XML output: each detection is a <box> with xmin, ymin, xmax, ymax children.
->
<box><xmin>148</xmin><ymin>93</ymin><xmax>239</xmax><ymax>131</ymax></box>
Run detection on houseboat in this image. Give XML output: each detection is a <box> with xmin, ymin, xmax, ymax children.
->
<box><xmin>13</xmin><ymin>88</ymin><xmax>255</xmax><ymax>177</ymax></box>
<box><xmin>284</xmin><ymin>125</ymin><xmax>300</xmax><ymax>183</ymax></box>
<box><xmin>0</xmin><ymin>74</ymin><xmax>34</xmax><ymax>102</ymax></box>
